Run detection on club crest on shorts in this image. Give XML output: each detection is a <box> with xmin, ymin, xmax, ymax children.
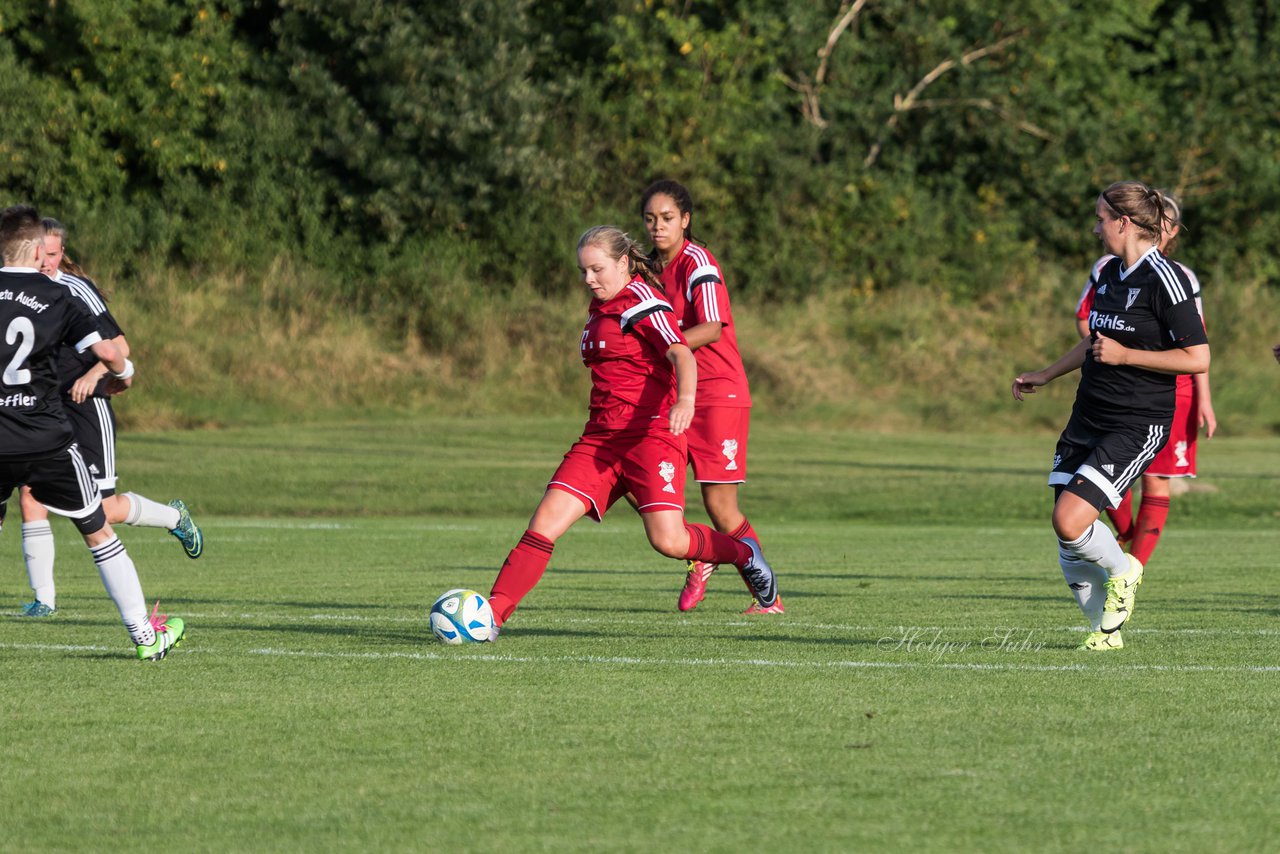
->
<box><xmin>658</xmin><ymin>460</ymin><xmax>676</xmax><ymax>493</ymax></box>
<box><xmin>721</xmin><ymin>438</ymin><xmax>739</xmax><ymax>471</ymax></box>
<box><xmin>1175</xmin><ymin>440</ymin><xmax>1189</xmax><ymax>467</ymax></box>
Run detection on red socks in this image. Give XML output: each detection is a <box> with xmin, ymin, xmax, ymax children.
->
<box><xmin>728</xmin><ymin>518</ymin><xmax>758</xmax><ymax>544</ymax></box>
<box><xmin>1106</xmin><ymin>491</ymin><xmax>1135</xmax><ymax>543</ymax></box>
<box><xmin>1130</xmin><ymin>495</ymin><xmax>1170</xmax><ymax>566</ymax></box>
<box><xmin>683</xmin><ymin>523</ymin><xmax>752</xmax><ymax>567</ymax></box>
<box><xmin>489</xmin><ymin>530</ymin><xmax>554</xmax><ymax>625</ymax></box>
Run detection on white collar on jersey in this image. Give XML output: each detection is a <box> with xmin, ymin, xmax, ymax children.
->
<box><xmin>1118</xmin><ymin>245</ymin><xmax>1160</xmax><ymax>281</ymax></box>
<box><xmin>0</xmin><ymin>265</ymin><xmax>42</xmax><ymax>273</ymax></box>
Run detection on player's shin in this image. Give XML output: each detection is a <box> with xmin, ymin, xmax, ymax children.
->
<box><xmin>489</xmin><ymin>530</ymin><xmax>555</xmax><ymax>625</ymax></box>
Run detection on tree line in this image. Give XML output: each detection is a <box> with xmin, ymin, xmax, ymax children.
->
<box><xmin>2</xmin><ymin>0</ymin><xmax>1276</xmax><ymax>344</ymax></box>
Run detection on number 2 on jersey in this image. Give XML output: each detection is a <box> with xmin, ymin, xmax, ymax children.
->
<box><xmin>4</xmin><ymin>317</ymin><xmax>35</xmax><ymax>385</ymax></box>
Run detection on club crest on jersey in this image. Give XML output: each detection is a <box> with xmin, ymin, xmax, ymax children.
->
<box><xmin>721</xmin><ymin>439</ymin><xmax>739</xmax><ymax>471</ymax></box>
<box><xmin>658</xmin><ymin>460</ymin><xmax>676</xmax><ymax>493</ymax></box>
<box><xmin>1096</xmin><ymin>283</ymin><xmax>1108</xmax><ymax>295</ymax></box>
<box><xmin>1125</xmin><ymin>288</ymin><xmax>1140</xmax><ymax>310</ymax></box>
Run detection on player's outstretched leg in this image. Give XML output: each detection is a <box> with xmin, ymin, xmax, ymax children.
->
<box><xmin>738</xmin><ymin>537</ymin><xmax>783</xmax><ymax>615</ymax></box>
<box><xmin>165</xmin><ymin>499</ymin><xmax>204</xmax><ymax>559</ymax></box>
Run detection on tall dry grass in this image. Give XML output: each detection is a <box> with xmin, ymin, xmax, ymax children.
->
<box><xmin>105</xmin><ymin>256</ymin><xmax>1280</xmax><ymax>436</ymax></box>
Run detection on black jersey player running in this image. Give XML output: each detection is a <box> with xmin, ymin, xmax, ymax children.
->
<box><xmin>16</xmin><ymin>217</ymin><xmax>202</xmax><ymax>618</ymax></box>
<box><xmin>1013</xmin><ymin>181</ymin><xmax>1210</xmax><ymax>651</ymax></box>
<box><xmin>0</xmin><ymin>205</ymin><xmax>184</xmax><ymax>660</ymax></box>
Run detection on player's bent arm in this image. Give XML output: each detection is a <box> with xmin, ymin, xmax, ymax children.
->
<box><xmin>666</xmin><ymin>343</ymin><xmax>696</xmax><ymax>435</ymax></box>
<box><xmin>1075</xmin><ymin>318</ymin><xmax>1090</xmax><ymax>339</ymax></box>
<box><xmin>88</xmin><ymin>339</ymin><xmax>130</xmax><ymax>379</ymax></box>
<box><xmin>69</xmin><ymin>362</ymin><xmax>110</xmax><ymax>404</ymax></box>
<box><xmin>681</xmin><ymin>321</ymin><xmax>724</xmax><ymax>351</ymax></box>
<box><xmin>1013</xmin><ymin>338</ymin><xmax>1089</xmax><ymax>400</ymax></box>
<box><xmin>1094</xmin><ymin>338</ymin><xmax>1209</xmax><ymax>375</ymax></box>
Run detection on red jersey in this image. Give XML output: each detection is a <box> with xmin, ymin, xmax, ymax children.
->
<box><xmin>659</xmin><ymin>240</ymin><xmax>751</xmax><ymax>407</ymax></box>
<box><xmin>1076</xmin><ymin>254</ymin><xmax>1205</xmax><ymax>394</ymax></box>
<box><xmin>580</xmin><ymin>277</ymin><xmax>687</xmax><ymax>433</ymax></box>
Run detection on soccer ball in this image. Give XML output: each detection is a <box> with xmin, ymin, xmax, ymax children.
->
<box><xmin>429</xmin><ymin>589</ymin><xmax>495</xmax><ymax>645</ymax></box>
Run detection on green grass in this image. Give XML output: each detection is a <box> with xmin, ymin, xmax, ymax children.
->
<box><xmin>2</xmin><ymin>418</ymin><xmax>1278</xmax><ymax>851</ymax></box>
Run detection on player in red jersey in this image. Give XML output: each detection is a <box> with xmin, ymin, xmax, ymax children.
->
<box><xmin>1015</xmin><ymin>181</ymin><xmax>1209</xmax><ymax>651</ymax></box>
<box><xmin>1072</xmin><ymin>191</ymin><xmax>1215</xmax><ymax>568</ymax></box>
<box><xmin>640</xmin><ymin>180</ymin><xmax>778</xmax><ymax>614</ymax></box>
<box><xmin>484</xmin><ymin>226</ymin><xmax>779</xmax><ymax>639</ymax></box>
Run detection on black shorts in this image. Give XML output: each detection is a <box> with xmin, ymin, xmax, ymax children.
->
<box><xmin>65</xmin><ymin>396</ymin><xmax>117</xmax><ymax>496</ymax></box>
<box><xmin>0</xmin><ymin>444</ymin><xmax>107</xmax><ymax>534</ymax></box>
<box><xmin>1048</xmin><ymin>413</ymin><xmax>1169</xmax><ymax>511</ymax></box>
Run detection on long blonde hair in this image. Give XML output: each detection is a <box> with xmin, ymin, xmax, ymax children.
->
<box><xmin>577</xmin><ymin>225</ymin><xmax>663</xmax><ymax>291</ymax></box>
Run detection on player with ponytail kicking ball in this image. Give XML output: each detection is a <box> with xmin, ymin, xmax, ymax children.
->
<box><xmin>1014</xmin><ymin>182</ymin><xmax>1209</xmax><ymax>651</ymax></box>
<box><xmin>484</xmin><ymin>226</ymin><xmax>780</xmax><ymax>639</ymax></box>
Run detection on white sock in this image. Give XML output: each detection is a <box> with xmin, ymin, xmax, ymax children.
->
<box><xmin>1059</xmin><ymin>520</ymin><xmax>1128</xmax><ymax>577</ymax></box>
<box><xmin>123</xmin><ymin>492</ymin><xmax>180</xmax><ymax>529</ymax></box>
<box><xmin>22</xmin><ymin>521</ymin><xmax>57</xmax><ymax>608</ymax></box>
<box><xmin>90</xmin><ymin>536</ymin><xmax>154</xmax><ymax>646</ymax></box>
<box><xmin>1059</xmin><ymin>546</ymin><xmax>1108</xmax><ymax>631</ymax></box>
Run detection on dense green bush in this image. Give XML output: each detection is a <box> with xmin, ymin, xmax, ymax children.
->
<box><xmin>2</xmin><ymin>0</ymin><xmax>1276</xmax><ymax>334</ymax></box>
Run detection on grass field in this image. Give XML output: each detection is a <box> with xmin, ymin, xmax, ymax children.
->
<box><xmin>2</xmin><ymin>417</ymin><xmax>1278</xmax><ymax>851</ymax></box>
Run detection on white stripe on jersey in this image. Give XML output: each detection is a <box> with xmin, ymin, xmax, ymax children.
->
<box><xmin>1149</xmin><ymin>254</ymin><xmax>1188</xmax><ymax>303</ymax></box>
<box><xmin>699</xmin><ymin>282</ymin><xmax>722</xmax><ymax>323</ymax></box>
<box><xmin>622</xmin><ymin>285</ymin><xmax>681</xmax><ymax>344</ymax></box>
<box><xmin>74</xmin><ymin>331</ymin><xmax>103</xmax><ymax>354</ymax></box>
<box><xmin>682</xmin><ymin>243</ymin><xmax>721</xmax><ymax>298</ymax></box>
<box><xmin>1173</xmin><ymin>260</ymin><xmax>1206</xmax><ymax>323</ymax></box>
<box><xmin>57</xmin><ymin>272</ymin><xmax>109</xmax><ymax>316</ymax></box>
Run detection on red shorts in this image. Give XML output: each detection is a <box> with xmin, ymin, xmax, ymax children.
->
<box><xmin>548</xmin><ymin>428</ymin><xmax>687</xmax><ymax>521</ymax></box>
<box><xmin>1146</xmin><ymin>384</ymin><xmax>1198</xmax><ymax>477</ymax></box>
<box><xmin>686</xmin><ymin>406</ymin><xmax>750</xmax><ymax>483</ymax></box>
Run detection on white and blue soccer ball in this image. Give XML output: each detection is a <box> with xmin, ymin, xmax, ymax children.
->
<box><xmin>429</xmin><ymin>589</ymin><xmax>495</xmax><ymax>645</ymax></box>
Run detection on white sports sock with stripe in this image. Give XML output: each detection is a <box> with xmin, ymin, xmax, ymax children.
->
<box><xmin>22</xmin><ymin>521</ymin><xmax>57</xmax><ymax>608</ymax></box>
<box><xmin>1058</xmin><ymin>520</ymin><xmax>1128</xmax><ymax>578</ymax></box>
<box><xmin>123</xmin><ymin>492</ymin><xmax>181</xmax><ymax>529</ymax></box>
<box><xmin>1059</xmin><ymin>546</ymin><xmax>1108</xmax><ymax>631</ymax></box>
<box><xmin>91</xmin><ymin>536</ymin><xmax>154</xmax><ymax>646</ymax></box>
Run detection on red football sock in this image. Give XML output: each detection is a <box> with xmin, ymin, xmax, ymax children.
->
<box><xmin>1130</xmin><ymin>495</ymin><xmax>1170</xmax><ymax>565</ymax></box>
<box><xmin>1106</xmin><ymin>491</ymin><xmax>1135</xmax><ymax>543</ymax></box>
<box><xmin>488</xmin><ymin>530</ymin><xmax>555</xmax><ymax>625</ymax></box>
<box><xmin>683</xmin><ymin>523</ymin><xmax>751</xmax><ymax>567</ymax></box>
<box><xmin>728</xmin><ymin>518</ymin><xmax>759</xmax><ymax>544</ymax></box>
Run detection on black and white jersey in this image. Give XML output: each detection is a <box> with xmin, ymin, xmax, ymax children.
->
<box><xmin>52</xmin><ymin>271</ymin><xmax>122</xmax><ymax>398</ymax></box>
<box><xmin>1076</xmin><ymin>247</ymin><xmax>1209</xmax><ymax>424</ymax></box>
<box><xmin>0</xmin><ymin>268</ymin><xmax>104</xmax><ymax>461</ymax></box>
